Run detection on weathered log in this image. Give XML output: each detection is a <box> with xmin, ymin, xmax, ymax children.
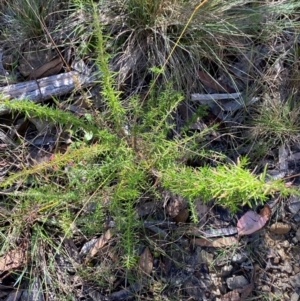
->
<box><xmin>0</xmin><ymin>71</ymin><xmax>97</xmax><ymax>115</ymax></box>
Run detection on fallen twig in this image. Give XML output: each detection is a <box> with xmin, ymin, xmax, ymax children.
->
<box><xmin>0</xmin><ymin>71</ymin><xmax>97</xmax><ymax>115</ymax></box>
<box><xmin>191</xmin><ymin>93</ymin><xmax>241</xmax><ymax>101</ymax></box>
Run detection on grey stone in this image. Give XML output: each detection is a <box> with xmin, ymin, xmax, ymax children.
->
<box><xmin>220</xmin><ymin>265</ymin><xmax>233</xmax><ymax>277</ymax></box>
<box><xmin>282</xmin><ymin>262</ymin><xmax>293</xmax><ymax>274</ymax></box>
<box><xmin>294</xmin><ymin>266</ymin><xmax>300</xmax><ymax>274</ymax></box>
<box><xmin>294</xmin><ymin>213</ymin><xmax>300</xmax><ymax>223</ymax></box>
<box><xmin>232</xmin><ymin>252</ymin><xmax>247</xmax><ymax>264</ymax></box>
<box><xmin>291</xmin><ymin>292</ymin><xmax>300</xmax><ymax>301</ymax></box>
<box><xmin>290</xmin><ymin>273</ymin><xmax>300</xmax><ymax>288</ymax></box>
<box><xmin>226</xmin><ymin>275</ymin><xmax>249</xmax><ymax>290</ymax></box>
<box><xmin>261</xmin><ymin>285</ymin><xmax>271</xmax><ymax>292</ymax></box>
<box><xmin>288</xmin><ymin>196</ymin><xmax>300</xmax><ymax>214</ymax></box>
<box><xmin>278</xmin><ymin>249</ymin><xmax>286</xmax><ymax>261</ymax></box>
<box><xmin>199</xmin><ymin>250</ymin><xmax>214</xmax><ymax>266</ymax></box>
<box><xmin>282</xmin><ymin>240</ymin><xmax>290</xmax><ymax>248</ymax></box>
<box><xmin>183</xmin><ymin>275</ymin><xmax>206</xmax><ymax>301</ymax></box>
<box><xmin>296</xmin><ymin>229</ymin><xmax>300</xmax><ymax>241</ymax></box>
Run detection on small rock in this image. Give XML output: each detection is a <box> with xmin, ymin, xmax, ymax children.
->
<box><xmin>200</xmin><ymin>250</ymin><xmax>214</xmax><ymax>266</ymax></box>
<box><xmin>291</xmin><ymin>292</ymin><xmax>300</xmax><ymax>301</ymax></box>
<box><xmin>270</xmin><ymin>222</ymin><xmax>291</xmax><ymax>234</ymax></box>
<box><xmin>288</xmin><ymin>196</ymin><xmax>300</xmax><ymax>214</ymax></box>
<box><xmin>277</xmin><ymin>249</ymin><xmax>286</xmax><ymax>261</ymax></box>
<box><xmin>219</xmin><ymin>282</ymin><xmax>228</xmax><ymax>294</ymax></box>
<box><xmin>296</xmin><ymin>229</ymin><xmax>300</xmax><ymax>241</ymax></box>
<box><xmin>294</xmin><ymin>213</ymin><xmax>300</xmax><ymax>223</ymax></box>
<box><xmin>226</xmin><ymin>275</ymin><xmax>249</xmax><ymax>290</ymax></box>
<box><xmin>273</xmin><ymin>257</ymin><xmax>280</xmax><ymax>264</ymax></box>
<box><xmin>232</xmin><ymin>252</ymin><xmax>247</xmax><ymax>264</ymax></box>
<box><xmin>290</xmin><ymin>273</ymin><xmax>300</xmax><ymax>288</ymax></box>
<box><xmin>294</xmin><ymin>266</ymin><xmax>300</xmax><ymax>274</ymax></box>
<box><xmin>282</xmin><ymin>240</ymin><xmax>290</xmax><ymax>248</ymax></box>
<box><xmin>261</xmin><ymin>285</ymin><xmax>271</xmax><ymax>292</ymax></box>
<box><xmin>183</xmin><ymin>275</ymin><xmax>206</xmax><ymax>300</ymax></box>
<box><xmin>214</xmin><ymin>287</ymin><xmax>221</xmax><ymax>297</ymax></box>
<box><xmin>282</xmin><ymin>262</ymin><xmax>293</xmax><ymax>274</ymax></box>
<box><xmin>220</xmin><ymin>265</ymin><xmax>233</xmax><ymax>277</ymax></box>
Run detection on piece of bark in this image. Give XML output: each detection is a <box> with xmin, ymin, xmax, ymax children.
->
<box><xmin>193</xmin><ymin>236</ymin><xmax>238</xmax><ymax>248</ymax></box>
<box><xmin>0</xmin><ymin>71</ymin><xmax>97</xmax><ymax>115</ymax></box>
<box><xmin>28</xmin><ymin>56</ymin><xmax>63</xmax><ymax>80</ymax></box>
<box><xmin>197</xmin><ymin>70</ymin><xmax>234</xmax><ymax>92</ymax></box>
<box><xmin>191</xmin><ymin>93</ymin><xmax>241</xmax><ymax>101</ymax></box>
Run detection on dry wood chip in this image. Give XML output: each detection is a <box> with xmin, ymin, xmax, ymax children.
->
<box><xmin>138</xmin><ymin>247</ymin><xmax>153</xmax><ymax>275</ymax></box>
<box><xmin>85</xmin><ymin>229</ymin><xmax>113</xmax><ymax>261</ymax></box>
<box><xmin>193</xmin><ymin>236</ymin><xmax>238</xmax><ymax>248</ymax></box>
<box><xmin>203</xmin><ymin>227</ymin><xmax>238</xmax><ymax>237</ymax></box>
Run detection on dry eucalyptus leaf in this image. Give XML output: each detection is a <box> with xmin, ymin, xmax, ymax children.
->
<box><xmin>0</xmin><ymin>246</ymin><xmax>27</xmax><ymax>273</ymax></box>
<box><xmin>259</xmin><ymin>204</ymin><xmax>271</xmax><ymax>219</ymax></box>
<box><xmin>221</xmin><ymin>282</ymin><xmax>254</xmax><ymax>301</ymax></box>
<box><xmin>28</xmin><ymin>56</ymin><xmax>63</xmax><ymax>80</ymax></box>
<box><xmin>197</xmin><ymin>70</ymin><xmax>233</xmax><ymax>93</ymax></box>
<box><xmin>239</xmin><ymin>282</ymin><xmax>254</xmax><ymax>300</ymax></box>
<box><xmin>194</xmin><ymin>236</ymin><xmax>238</xmax><ymax>248</ymax></box>
<box><xmin>237</xmin><ymin>210</ymin><xmax>268</xmax><ymax>236</ymax></box>
<box><xmin>173</xmin><ymin>208</ymin><xmax>189</xmax><ymax>223</ymax></box>
<box><xmin>221</xmin><ymin>290</ymin><xmax>241</xmax><ymax>301</ymax></box>
<box><xmin>138</xmin><ymin>247</ymin><xmax>153</xmax><ymax>275</ymax></box>
<box><xmin>86</xmin><ymin>229</ymin><xmax>113</xmax><ymax>261</ymax></box>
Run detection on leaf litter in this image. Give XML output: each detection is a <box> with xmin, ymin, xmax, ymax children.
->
<box><xmin>0</xmin><ymin>1</ymin><xmax>300</xmax><ymax>300</ymax></box>
<box><xmin>237</xmin><ymin>205</ymin><xmax>271</xmax><ymax>236</ymax></box>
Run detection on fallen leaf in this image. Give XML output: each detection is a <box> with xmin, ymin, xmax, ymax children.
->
<box><xmin>221</xmin><ymin>280</ymin><xmax>254</xmax><ymax>301</ymax></box>
<box><xmin>259</xmin><ymin>204</ymin><xmax>271</xmax><ymax>220</ymax></box>
<box><xmin>28</xmin><ymin>56</ymin><xmax>63</xmax><ymax>80</ymax></box>
<box><xmin>237</xmin><ymin>210</ymin><xmax>268</xmax><ymax>236</ymax></box>
<box><xmin>0</xmin><ymin>245</ymin><xmax>28</xmax><ymax>273</ymax></box>
<box><xmin>197</xmin><ymin>70</ymin><xmax>234</xmax><ymax>93</ymax></box>
<box><xmin>194</xmin><ymin>200</ymin><xmax>209</xmax><ymax>225</ymax></box>
<box><xmin>85</xmin><ymin>229</ymin><xmax>113</xmax><ymax>261</ymax></box>
<box><xmin>138</xmin><ymin>247</ymin><xmax>153</xmax><ymax>274</ymax></box>
<box><xmin>239</xmin><ymin>282</ymin><xmax>254</xmax><ymax>300</ymax></box>
<box><xmin>194</xmin><ymin>236</ymin><xmax>238</xmax><ymax>247</ymax></box>
<box><xmin>173</xmin><ymin>208</ymin><xmax>189</xmax><ymax>223</ymax></box>
<box><xmin>221</xmin><ymin>290</ymin><xmax>241</xmax><ymax>301</ymax></box>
